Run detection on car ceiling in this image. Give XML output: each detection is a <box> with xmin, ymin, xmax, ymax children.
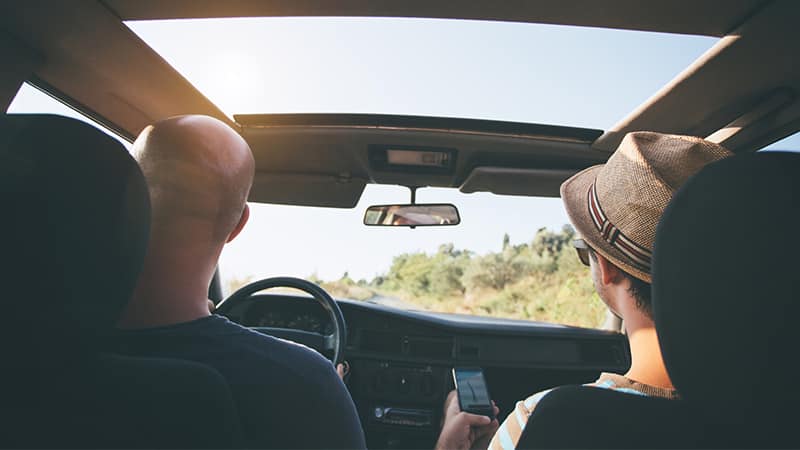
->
<box><xmin>1</xmin><ymin>0</ymin><xmax>799</xmax><ymax>207</ymax></box>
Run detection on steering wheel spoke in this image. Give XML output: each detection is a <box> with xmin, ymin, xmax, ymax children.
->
<box><xmin>323</xmin><ymin>333</ymin><xmax>337</xmax><ymax>351</ymax></box>
<box><xmin>216</xmin><ymin>277</ymin><xmax>347</xmax><ymax>365</ymax></box>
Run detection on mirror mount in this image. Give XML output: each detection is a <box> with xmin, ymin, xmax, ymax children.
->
<box><xmin>408</xmin><ymin>187</ymin><xmax>418</xmax><ymax>228</ymax></box>
<box><xmin>409</xmin><ymin>186</ymin><xmax>418</xmax><ymax>205</ymax></box>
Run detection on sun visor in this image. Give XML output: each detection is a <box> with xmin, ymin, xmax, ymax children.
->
<box><xmin>459</xmin><ymin>167</ymin><xmax>578</xmax><ymax>197</ymax></box>
<box><xmin>249</xmin><ymin>173</ymin><xmax>366</xmax><ymax>208</ymax></box>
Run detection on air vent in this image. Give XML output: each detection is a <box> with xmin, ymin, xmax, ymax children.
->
<box><xmin>459</xmin><ymin>345</ymin><xmax>480</xmax><ymax>358</ymax></box>
<box><xmin>359</xmin><ymin>331</ymin><xmax>454</xmax><ymax>359</ymax></box>
<box><xmin>360</xmin><ymin>330</ymin><xmax>401</xmax><ymax>353</ymax></box>
<box><xmin>406</xmin><ymin>337</ymin><xmax>454</xmax><ymax>359</ymax></box>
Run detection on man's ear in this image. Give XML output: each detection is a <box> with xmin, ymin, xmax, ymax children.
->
<box><xmin>595</xmin><ymin>252</ymin><xmax>623</xmax><ymax>286</ymax></box>
<box><xmin>226</xmin><ymin>203</ymin><xmax>250</xmax><ymax>243</ymax></box>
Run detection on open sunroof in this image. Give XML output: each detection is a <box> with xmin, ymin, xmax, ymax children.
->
<box><xmin>127</xmin><ymin>17</ymin><xmax>716</xmax><ymax>130</ymax></box>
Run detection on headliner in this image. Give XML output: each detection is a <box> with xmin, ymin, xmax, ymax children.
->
<box><xmin>2</xmin><ymin>0</ymin><xmax>800</xmax><ymax>207</ymax></box>
<box><xmin>104</xmin><ymin>0</ymin><xmax>766</xmax><ymax>37</ymax></box>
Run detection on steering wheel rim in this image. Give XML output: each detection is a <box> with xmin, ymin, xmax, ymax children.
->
<box><xmin>216</xmin><ymin>276</ymin><xmax>346</xmax><ymax>366</ymax></box>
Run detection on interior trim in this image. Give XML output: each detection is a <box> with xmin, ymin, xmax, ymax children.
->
<box><xmin>28</xmin><ymin>77</ymin><xmax>135</xmax><ymax>142</ymax></box>
<box><xmin>0</xmin><ymin>31</ymin><xmax>41</xmax><ymax>111</ymax></box>
<box><xmin>236</xmin><ymin>113</ymin><xmax>603</xmax><ymax>143</ymax></box>
<box><xmin>594</xmin><ymin>1</ymin><xmax>800</xmax><ymax>153</ymax></box>
<box><xmin>104</xmin><ymin>0</ymin><xmax>768</xmax><ymax>37</ymax></box>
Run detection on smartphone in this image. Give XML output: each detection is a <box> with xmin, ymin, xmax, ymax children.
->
<box><xmin>452</xmin><ymin>367</ymin><xmax>495</xmax><ymax>419</ymax></box>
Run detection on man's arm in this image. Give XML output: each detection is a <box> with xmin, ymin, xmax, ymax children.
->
<box><xmin>248</xmin><ymin>345</ymin><xmax>365</xmax><ymax>449</ymax></box>
<box><xmin>299</xmin><ymin>361</ymin><xmax>366</xmax><ymax>449</ymax></box>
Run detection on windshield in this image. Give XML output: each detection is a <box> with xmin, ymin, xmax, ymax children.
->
<box><xmin>125</xmin><ymin>17</ymin><xmax>717</xmax><ymax>329</ymax></box>
<box><xmin>219</xmin><ymin>186</ymin><xmax>608</xmax><ymax>328</ymax></box>
<box><xmin>118</xmin><ymin>16</ymin><xmax>718</xmax><ymax>330</ymax></box>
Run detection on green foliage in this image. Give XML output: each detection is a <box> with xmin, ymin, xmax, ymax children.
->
<box><xmin>531</xmin><ymin>224</ymin><xmax>575</xmax><ymax>257</ymax></box>
<box><xmin>463</xmin><ymin>248</ymin><xmax>531</xmax><ymax>291</ymax></box>
<box><xmin>301</xmin><ymin>225</ymin><xmax>605</xmax><ymax>329</ymax></box>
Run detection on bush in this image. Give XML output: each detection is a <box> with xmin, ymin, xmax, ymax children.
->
<box><xmin>309</xmin><ymin>225</ymin><xmax>606</xmax><ymax>329</ymax></box>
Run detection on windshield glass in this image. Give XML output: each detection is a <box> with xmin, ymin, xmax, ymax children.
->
<box><xmin>123</xmin><ymin>17</ymin><xmax>718</xmax><ymax>329</ymax></box>
<box><xmin>220</xmin><ymin>187</ymin><xmax>608</xmax><ymax>328</ymax></box>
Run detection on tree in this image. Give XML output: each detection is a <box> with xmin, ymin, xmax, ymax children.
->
<box><xmin>532</xmin><ymin>226</ymin><xmax>573</xmax><ymax>257</ymax></box>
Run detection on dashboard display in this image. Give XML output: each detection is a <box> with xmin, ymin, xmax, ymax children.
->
<box><xmin>243</xmin><ymin>300</ymin><xmax>334</xmax><ymax>335</ymax></box>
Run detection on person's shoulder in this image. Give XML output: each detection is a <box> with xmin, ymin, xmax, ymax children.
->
<box><xmin>592</xmin><ymin>372</ymin><xmax>680</xmax><ymax>399</ymax></box>
<box><xmin>114</xmin><ymin>314</ymin><xmax>246</xmax><ymax>338</ymax></box>
<box><xmin>211</xmin><ymin>317</ymin><xmax>335</xmax><ymax>376</ymax></box>
<box><xmin>521</xmin><ymin>388</ymin><xmax>555</xmax><ymax>412</ymax></box>
<box><xmin>264</xmin><ymin>335</ymin><xmax>335</xmax><ymax>374</ymax></box>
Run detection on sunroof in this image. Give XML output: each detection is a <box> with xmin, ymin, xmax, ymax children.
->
<box><xmin>126</xmin><ymin>17</ymin><xmax>717</xmax><ymax>129</ymax></box>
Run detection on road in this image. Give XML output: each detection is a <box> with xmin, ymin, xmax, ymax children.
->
<box><xmin>366</xmin><ymin>295</ymin><xmax>417</xmax><ymax>310</ymax></box>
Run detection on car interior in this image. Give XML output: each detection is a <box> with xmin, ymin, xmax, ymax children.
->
<box><xmin>1</xmin><ymin>1</ymin><xmax>799</xmax><ymax>448</ymax></box>
<box><xmin>1</xmin><ymin>114</ymin><xmax>244</xmax><ymax>448</ymax></box>
<box><xmin>518</xmin><ymin>151</ymin><xmax>800</xmax><ymax>448</ymax></box>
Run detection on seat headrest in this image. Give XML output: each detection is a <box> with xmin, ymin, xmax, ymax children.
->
<box><xmin>653</xmin><ymin>151</ymin><xmax>800</xmax><ymax>427</ymax></box>
<box><xmin>0</xmin><ymin>114</ymin><xmax>149</xmax><ymax>344</ymax></box>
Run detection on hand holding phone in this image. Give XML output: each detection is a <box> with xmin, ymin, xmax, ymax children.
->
<box><xmin>452</xmin><ymin>367</ymin><xmax>495</xmax><ymax>419</ymax></box>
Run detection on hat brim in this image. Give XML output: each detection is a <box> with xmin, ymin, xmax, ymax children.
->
<box><xmin>561</xmin><ymin>165</ymin><xmax>652</xmax><ymax>283</ymax></box>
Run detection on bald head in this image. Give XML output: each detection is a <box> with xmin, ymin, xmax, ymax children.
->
<box><xmin>132</xmin><ymin>115</ymin><xmax>254</xmax><ymax>243</ymax></box>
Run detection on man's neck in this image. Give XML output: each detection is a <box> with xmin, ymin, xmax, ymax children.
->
<box><xmin>117</xmin><ymin>241</ymin><xmax>219</xmax><ymax>329</ymax></box>
<box><xmin>623</xmin><ymin>315</ymin><xmax>674</xmax><ymax>390</ymax></box>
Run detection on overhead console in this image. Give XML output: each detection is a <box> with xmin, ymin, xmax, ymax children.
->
<box><xmin>237</xmin><ymin>113</ymin><xmax>607</xmax><ymax>208</ymax></box>
<box><xmin>460</xmin><ymin>167</ymin><xmax>578</xmax><ymax>198</ymax></box>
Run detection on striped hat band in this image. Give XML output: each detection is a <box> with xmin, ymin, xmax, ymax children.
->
<box><xmin>587</xmin><ymin>181</ymin><xmax>653</xmax><ymax>272</ymax></box>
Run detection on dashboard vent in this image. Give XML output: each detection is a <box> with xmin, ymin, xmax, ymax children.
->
<box><xmin>359</xmin><ymin>331</ymin><xmax>454</xmax><ymax>359</ymax></box>
<box><xmin>406</xmin><ymin>337</ymin><xmax>454</xmax><ymax>359</ymax></box>
<box><xmin>360</xmin><ymin>330</ymin><xmax>401</xmax><ymax>353</ymax></box>
<box><xmin>459</xmin><ymin>345</ymin><xmax>480</xmax><ymax>358</ymax></box>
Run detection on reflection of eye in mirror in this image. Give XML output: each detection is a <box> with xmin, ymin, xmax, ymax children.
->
<box><xmin>363</xmin><ymin>204</ymin><xmax>460</xmax><ymax>227</ymax></box>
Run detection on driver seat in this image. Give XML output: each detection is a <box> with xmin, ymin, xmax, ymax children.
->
<box><xmin>0</xmin><ymin>114</ymin><xmax>244</xmax><ymax>448</ymax></box>
<box><xmin>516</xmin><ymin>150</ymin><xmax>800</xmax><ymax>448</ymax></box>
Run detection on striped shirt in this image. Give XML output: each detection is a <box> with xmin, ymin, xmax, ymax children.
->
<box><xmin>488</xmin><ymin>373</ymin><xmax>679</xmax><ymax>450</ymax></box>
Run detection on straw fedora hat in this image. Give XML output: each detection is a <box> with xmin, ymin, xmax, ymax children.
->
<box><xmin>561</xmin><ymin>131</ymin><xmax>732</xmax><ymax>283</ymax></box>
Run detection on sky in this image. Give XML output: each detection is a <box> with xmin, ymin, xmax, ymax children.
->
<box><xmin>7</xmin><ymin>17</ymin><xmax>800</xmax><ymax>289</ymax></box>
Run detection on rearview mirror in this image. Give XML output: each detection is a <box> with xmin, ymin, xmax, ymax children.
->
<box><xmin>363</xmin><ymin>204</ymin><xmax>460</xmax><ymax>227</ymax></box>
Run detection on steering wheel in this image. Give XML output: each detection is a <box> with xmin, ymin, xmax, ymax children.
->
<box><xmin>216</xmin><ymin>277</ymin><xmax>346</xmax><ymax>366</ymax></box>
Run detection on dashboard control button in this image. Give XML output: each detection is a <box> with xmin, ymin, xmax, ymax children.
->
<box><xmin>421</xmin><ymin>373</ymin><xmax>434</xmax><ymax>396</ymax></box>
<box><xmin>398</xmin><ymin>375</ymin><xmax>410</xmax><ymax>393</ymax></box>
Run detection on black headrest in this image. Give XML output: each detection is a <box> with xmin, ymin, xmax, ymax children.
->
<box><xmin>0</xmin><ymin>114</ymin><xmax>149</xmax><ymax>344</ymax></box>
<box><xmin>519</xmin><ymin>385</ymin><xmax>698</xmax><ymax>449</ymax></box>
<box><xmin>653</xmin><ymin>151</ymin><xmax>800</xmax><ymax>430</ymax></box>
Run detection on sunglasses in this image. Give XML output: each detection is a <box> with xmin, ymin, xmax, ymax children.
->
<box><xmin>573</xmin><ymin>239</ymin><xmax>592</xmax><ymax>266</ymax></box>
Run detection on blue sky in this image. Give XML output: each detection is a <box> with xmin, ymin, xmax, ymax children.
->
<box><xmin>8</xmin><ymin>18</ymin><xmax>799</xmax><ymax>287</ymax></box>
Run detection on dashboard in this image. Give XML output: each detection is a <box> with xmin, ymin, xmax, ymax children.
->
<box><xmin>242</xmin><ymin>301</ymin><xmax>334</xmax><ymax>335</ymax></box>
<box><xmin>221</xmin><ymin>294</ymin><xmax>629</xmax><ymax>450</ymax></box>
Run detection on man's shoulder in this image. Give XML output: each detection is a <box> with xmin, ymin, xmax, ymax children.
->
<box><xmin>521</xmin><ymin>388</ymin><xmax>555</xmax><ymax>411</ymax></box>
<box><xmin>114</xmin><ymin>315</ymin><xmax>334</xmax><ymax>379</ymax></box>
<box><xmin>591</xmin><ymin>373</ymin><xmax>680</xmax><ymax>399</ymax></box>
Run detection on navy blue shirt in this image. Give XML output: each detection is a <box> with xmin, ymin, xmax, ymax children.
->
<box><xmin>112</xmin><ymin>315</ymin><xmax>365</xmax><ymax>449</ymax></box>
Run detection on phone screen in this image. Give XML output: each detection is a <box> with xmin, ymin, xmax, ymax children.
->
<box><xmin>453</xmin><ymin>367</ymin><xmax>493</xmax><ymax>416</ymax></box>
